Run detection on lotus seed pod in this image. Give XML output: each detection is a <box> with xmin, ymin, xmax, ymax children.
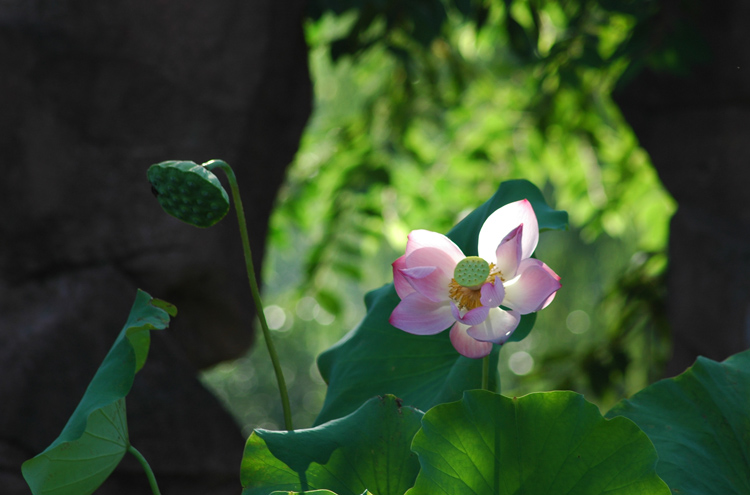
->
<box><xmin>147</xmin><ymin>160</ymin><xmax>230</xmax><ymax>228</ymax></box>
<box><xmin>454</xmin><ymin>256</ymin><xmax>490</xmax><ymax>289</ymax></box>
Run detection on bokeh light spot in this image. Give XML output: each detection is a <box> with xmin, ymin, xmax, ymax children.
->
<box><xmin>566</xmin><ymin>309</ymin><xmax>591</xmax><ymax>334</ymax></box>
<box><xmin>508</xmin><ymin>351</ymin><xmax>534</xmax><ymax>376</ymax></box>
<box><xmin>264</xmin><ymin>305</ymin><xmax>287</xmax><ymax>331</ymax></box>
<box><xmin>296</xmin><ymin>296</ymin><xmax>319</xmax><ymax>321</ymax></box>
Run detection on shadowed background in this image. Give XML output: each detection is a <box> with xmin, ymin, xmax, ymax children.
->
<box><xmin>0</xmin><ymin>1</ymin><xmax>309</xmax><ymax>493</ymax></box>
<box><xmin>2</xmin><ymin>0</ymin><xmax>749</xmax><ymax>493</ymax></box>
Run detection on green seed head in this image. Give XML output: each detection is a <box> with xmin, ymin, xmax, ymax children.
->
<box><xmin>453</xmin><ymin>256</ymin><xmax>490</xmax><ymax>289</ymax></box>
<box><xmin>147</xmin><ymin>160</ymin><xmax>230</xmax><ymax>228</ymax></box>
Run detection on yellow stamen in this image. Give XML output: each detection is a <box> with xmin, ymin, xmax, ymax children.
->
<box><xmin>448</xmin><ymin>262</ymin><xmax>504</xmax><ymax>311</ymax></box>
<box><xmin>449</xmin><ymin>280</ymin><xmax>483</xmax><ymax>310</ymax></box>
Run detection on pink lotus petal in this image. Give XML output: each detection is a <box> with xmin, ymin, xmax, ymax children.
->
<box><xmin>478</xmin><ymin>199</ymin><xmax>539</xmax><ymax>261</ymax></box>
<box><xmin>494</xmin><ymin>225</ymin><xmax>523</xmax><ymax>279</ymax></box>
<box><xmin>518</xmin><ymin>258</ymin><xmax>561</xmax><ymax>281</ymax></box>
<box><xmin>450</xmin><ymin>302</ymin><xmax>490</xmax><ymax>326</ymax></box>
<box><xmin>467</xmin><ymin>308</ymin><xmax>521</xmax><ymax>344</ymax></box>
<box><xmin>479</xmin><ymin>278</ymin><xmax>505</xmax><ymax>307</ymax></box>
<box><xmin>392</xmin><ymin>255</ymin><xmax>415</xmax><ymax>299</ymax></box>
<box><xmin>450</xmin><ymin>323</ymin><xmax>493</xmax><ymax>359</ymax></box>
<box><xmin>516</xmin><ymin>258</ymin><xmax>561</xmax><ymax>309</ymax></box>
<box><xmin>405</xmin><ymin>246</ymin><xmax>460</xmax><ymax>280</ymax></box>
<box><xmin>539</xmin><ymin>290</ymin><xmax>558</xmax><ymax>310</ymax></box>
<box><xmin>401</xmin><ymin>266</ymin><xmax>451</xmax><ymax>303</ymax></box>
<box><xmin>503</xmin><ymin>264</ymin><xmax>562</xmax><ymax>314</ymax></box>
<box><xmin>389</xmin><ymin>292</ymin><xmax>454</xmax><ymax>335</ymax></box>
<box><xmin>405</xmin><ymin>230</ymin><xmax>465</xmax><ymax>263</ymax></box>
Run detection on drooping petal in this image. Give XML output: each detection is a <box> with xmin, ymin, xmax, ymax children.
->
<box><xmin>449</xmin><ymin>323</ymin><xmax>493</xmax><ymax>359</ymax></box>
<box><xmin>400</xmin><ymin>266</ymin><xmax>451</xmax><ymax>302</ymax></box>
<box><xmin>516</xmin><ymin>258</ymin><xmax>561</xmax><ymax>309</ymax></box>
<box><xmin>493</xmin><ymin>225</ymin><xmax>523</xmax><ymax>279</ymax></box>
<box><xmin>517</xmin><ymin>258</ymin><xmax>561</xmax><ymax>281</ymax></box>
<box><xmin>479</xmin><ymin>278</ymin><xmax>505</xmax><ymax>307</ymax></box>
<box><xmin>450</xmin><ymin>302</ymin><xmax>490</xmax><ymax>326</ymax></box>
<box><xmin>392</xmin><ymin>255</ymin><xmax>415</xmax><ymax>299</ymax></box>
<box><xmin>466</xmin><ymin>307</ymin><xmax>521</xmax><ymax>344</ymax></box>
<box><xmin>502</xmin><ymin>264</ymin><xmax>562</xmax><ymax>314</ymax></box>
<box><xmin>405</xmin><ymin>229</ymin><xmax>465</xmax><ymax>263</ymax></box>
<box><xmin>389</xmin><ymin>292</ymin><xmax>454</xmax><ymax>335</ymax></box>
<box><xmin>478</xmin><ymin>199</ymin><xmax>539</xmax><ymax>261</ymax></box>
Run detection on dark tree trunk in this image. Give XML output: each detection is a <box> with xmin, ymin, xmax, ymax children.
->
<box><xmin>0</xmin><ymin>0</ymin><xmax>311</xmax><ymax>493</ymax></box>
<box><xmin>614</xmin><ymin>0</ymin><xmax>750</xmax><ymax>376</ymax></box>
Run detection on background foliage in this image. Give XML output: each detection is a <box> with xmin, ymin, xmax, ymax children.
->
<box><xmin>201</xmin><ymin>0</ymin><xmax>675</xmax><ymax>431</ymax></box>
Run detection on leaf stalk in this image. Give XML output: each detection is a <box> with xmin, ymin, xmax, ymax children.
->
<box><xmin>128</xmin><ymin>444</ymin><xmax>162</xmax><ymax>495</ymax></box>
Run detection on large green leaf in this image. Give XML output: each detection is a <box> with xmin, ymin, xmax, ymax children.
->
<box><xmin>22</xmin><ymin>290</ymin><xmax>176</xmax><ymax>495</ymax></box>
<box><xmin>315</xmin><ymin>180</ymin><xmax>567</xmax><ymax>425</ymax></box>
<box><xmin>407</xmin><ymin>390</ymin><xmax>669</xmax><ymax>495</ymax></box>
<box><xmin>607</xmin><ymin>349</ymin><xmax>750</xmax><ymax>494</ymax></box>
<box><xmin>269</xmin><ymin>490</ymin><xmax>372</xmax><ymax>495</ymax></box>
<box><xmin>241</xmin><ymin>395</ymin><xmax>423</xmax><ymax>495</ymax></box>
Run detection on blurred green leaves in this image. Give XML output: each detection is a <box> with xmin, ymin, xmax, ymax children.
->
<box><xmin>207</xmin><ymin>0</ymin><xmax>682</xmax><ymax>432</ymax></box>
<box><xmin>249</xmin><ymin>0</ymin><xmax>680</xmax><ymax>423</ymax></box>
<box><xmin>281</xmin><ymin>0</ymin><xmax>676</xmax><ymax>320</ymax></box>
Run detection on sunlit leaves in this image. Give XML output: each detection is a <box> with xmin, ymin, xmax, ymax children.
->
<box><xmin>407</xmin><ymin>390</ymin><xmax>670</xmax><ymax>495</ymax></box>
<box><xmin>269</xmin><ymin>491</ymin><xmax>372</xmax><ymax>495</ymax></box>
<box><xmin>241</xmin><ymin>395</ymin><xmax>422</xmax><ymax>495</ymax></box>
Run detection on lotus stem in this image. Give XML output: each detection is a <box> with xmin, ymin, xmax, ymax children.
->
<box><xmin>204</xmin><ymin>159</ymin><xmax>293</xmax><ymax>431</ymax></box>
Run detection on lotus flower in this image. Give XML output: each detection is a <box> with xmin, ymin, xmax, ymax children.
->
<box><xmin>389</xmin><ymin>199</ymin><xmax>561</xmax><ymax>358</ymax></box>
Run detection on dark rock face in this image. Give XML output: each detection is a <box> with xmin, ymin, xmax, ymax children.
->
<box><xmin>0</xmin><ymin>0</ymin><xmax>311</xmax><ymax>492</ymax></box>
<box><xmin>615</xmin><ymin>0</ymin><xmax>750</xmax><ymax>376</ymax></box>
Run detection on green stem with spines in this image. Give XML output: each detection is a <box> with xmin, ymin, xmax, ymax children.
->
<box><xmin>128</xmin><ymin>445</ymin><xmax>162</xmax><ymax>495</ymax></box>
<box><xmin>204</xmin><ymin>159</ymin><xmax>294</xmax><ymax>431</ymax></box>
